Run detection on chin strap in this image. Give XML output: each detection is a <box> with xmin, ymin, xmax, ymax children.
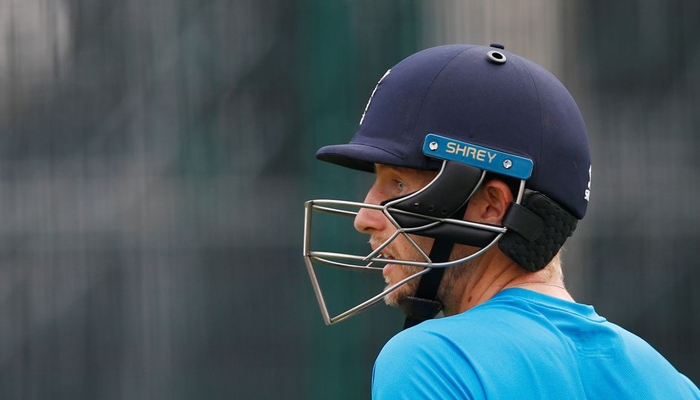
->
<box><xmin>399</xmin><ymin>238</ymin><xmax>455</xmax><ymax>330</ymax></box>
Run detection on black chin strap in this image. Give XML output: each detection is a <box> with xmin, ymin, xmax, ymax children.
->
<box><xmin>399</xmin><ymin>238</ymin><xmax>455</xmax><ymax>330</ymax></box>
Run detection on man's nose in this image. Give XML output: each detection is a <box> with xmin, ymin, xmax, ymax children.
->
<box><xmin>353</xmin><ymin>188</ymin><xmax>387</xmax><ymax>234</ymax></box>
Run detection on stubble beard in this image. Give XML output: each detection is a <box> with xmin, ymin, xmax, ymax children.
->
<box><xmin>372</xmin><ymin>233</ymin><xmax>477</xmax><ymax>311</ymax></box>
<box><xmin>370</xmin><ymin>235</ymin><xmax>427</xmax><ymax>307</ymax></box>
<box><xmin>383</xmin><ymin>264</ymin><xmax>424</xmax><ymax>307</ymax></box>
<box><xmin>382</xmin><ymin>247</ymin><xmax>476</xmax><ymax>313</ymax></box>
<box><xmin>436</xmin><ymin>262</ymin><xmax>472</xmax><ymax>314</ymax></box>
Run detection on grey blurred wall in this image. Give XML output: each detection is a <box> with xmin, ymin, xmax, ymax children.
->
<box><xmin>0</xmin><ymin>0</ymin><xmax>697</xmax><ymax>399</ymax></box>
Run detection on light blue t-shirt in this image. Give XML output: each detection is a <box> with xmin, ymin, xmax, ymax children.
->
<box><xmin>373</xmin><ymin>288</ymin><xmax>700</xmax><ymax>399</ymax></box>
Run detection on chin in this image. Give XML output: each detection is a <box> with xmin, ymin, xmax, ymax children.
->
<box><xmin>381</xmin><ymin>261</ymin><xmax>425</xmax><ymax>305</ymax></box>
<box><xmin>383</xmin><ymin>278</ymin><xmax>418</xmax><ymax>307</ymax></box>
<box><xmin>383</xmin><ymin>289</ymin><xmax>403</xmax><ymax>307</ymax></box>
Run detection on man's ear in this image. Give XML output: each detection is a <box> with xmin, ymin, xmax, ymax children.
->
<box><xmin>464</xmin><ymin>180</ymin><xmax>514</xmax><ymax>225</ymax></box>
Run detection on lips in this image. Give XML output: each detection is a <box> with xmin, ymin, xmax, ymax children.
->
<box><xmin>383</xmin><ymin>265</ymin><xmax>396</xmax><ymax>284</ymax></box>
<box><xmin>380</xmin><ymin>253</ymin><xmax>396</xmax><ymax>281</ymax></box>
<box><xmin>369</xmin><ymin>239</ymin><xmax>397</xmax><ymax>281</ymax></box>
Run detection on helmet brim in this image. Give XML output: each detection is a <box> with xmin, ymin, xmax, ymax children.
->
<box><xmin>316</xmin><ymin>142</ymin><xmax>442</xmax><ymax>173</ymax></box>
<box><xmin>316</xmin><ymin>143</ymin><xmax>399</xmax><ymax>173</ymax></box>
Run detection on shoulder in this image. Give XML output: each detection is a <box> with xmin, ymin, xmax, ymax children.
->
<box><xmin>372</xmin><ymin>322</ymin><xmax>485</xmax><ymax>400</ymax></box>
<box><xmin>377</xmin><ymin>304</ymin><xmax>524</xmax><ymax>364</ymax></box>
<box><xmin>374</xmin><ymin>297</ymin><xmax>550</xmax><ymax>374</ymax></box>
<box><xmin>371</xmin><ymin>297</ymin><xmax>580</xmax><ymax>400</ymax></box>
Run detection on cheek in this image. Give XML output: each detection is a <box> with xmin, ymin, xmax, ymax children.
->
<box><xmin>450</xmin><ymin>243</ymin><xmax>480</xmax><ymax>261</ymax></box>
<box><xmin>393</xmin><ymin>234</ymin><xmax>435</xmax><ymax>261</ymax></box>
<box><xmin>390</xmin><ymin>264</ymin><xmax>423</xmax><ymax>282</ymax></box>
<box><xmin>463</xmin><ymin>202</ymin><xmax>482</xmax><ymax>223</ymax></box>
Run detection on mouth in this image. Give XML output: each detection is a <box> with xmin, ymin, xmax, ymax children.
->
<box><xmin>379</xmin><ymin>253</ymin><xmax>396</xmax><ymax>282</ymax></box>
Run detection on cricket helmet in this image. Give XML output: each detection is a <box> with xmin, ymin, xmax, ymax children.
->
<box><xmin>304</xmin><ymin>44</ymin><xmax>591</xmax><ymax>325</ymax></box>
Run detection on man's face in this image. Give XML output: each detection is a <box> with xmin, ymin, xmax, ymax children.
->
<box><xmin>353</xmin><ymin>165</ymin><xmax>439</xmax><ymax>306</ymax></box>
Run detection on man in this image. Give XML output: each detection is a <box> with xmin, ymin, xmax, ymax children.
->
<box><xmin>303</xmin><ymin>44</ymin><xmax>700</xmax><ymax>399</ymax></box>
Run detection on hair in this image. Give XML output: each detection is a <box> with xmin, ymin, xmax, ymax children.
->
<box><xmin>544</xmin><ymin>251</ymin><xmax>565</xmax><ymax>284</ymax></box>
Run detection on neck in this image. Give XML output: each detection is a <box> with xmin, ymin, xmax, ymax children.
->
<box><xmin>445</xmin><ymin>250</ymin><xmax>574</xmax><ymax>316</ymax></box>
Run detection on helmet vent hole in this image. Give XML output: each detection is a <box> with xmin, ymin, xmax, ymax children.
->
<box><xmin>440</xmin><ymin>208</ymin><xmax>448</xmax><ymax>215</ymax></box>
<box><xmin>428</xmin><ymin>205</ymin><xmax>435</xmax><ymax>212</ymax></box>
<box><xmin>487</xmin><ymin>50</ymin><xmax>506</xmax><ymax>65</ymax></box>
<box><xmin>413</xmin><ymin>202</ymin><xmax>420</xmax><ymax>208</ymax></box>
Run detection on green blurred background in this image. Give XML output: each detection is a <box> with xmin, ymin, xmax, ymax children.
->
<box><xmin>0</xmin><ymin>0</ymin><xmax>698</xmax><ymax>399</ymax></box>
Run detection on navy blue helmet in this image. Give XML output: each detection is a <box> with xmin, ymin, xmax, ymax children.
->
<box><xmin>304</xmin><ymin>44</ymin><xmax>591</xmax><ymax>325</ymax></box>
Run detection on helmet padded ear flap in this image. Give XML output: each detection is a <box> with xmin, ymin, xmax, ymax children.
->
<box><xmin>388</xmin><ymin>161</ymin><xmax>483</xmax><ymax>222</ymax></box>
<box><xmin>499</xmin><ymin>190</ymin><xmax>578</xmax><ymax>271</ymax></box>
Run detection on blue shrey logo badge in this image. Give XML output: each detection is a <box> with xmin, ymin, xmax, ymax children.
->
<box><xmin>423</xmin><ymin>134</ymin><xmax>533</xmax><ymax>180</ymax></box>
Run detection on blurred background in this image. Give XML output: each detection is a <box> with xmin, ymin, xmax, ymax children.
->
<box><xmin>0</xmin><ymin>0</ymin><xmax>698</xmax><ymax>398</ymax></box>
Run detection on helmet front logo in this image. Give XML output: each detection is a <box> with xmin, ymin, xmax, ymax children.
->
<box><xmin>445</xmin><ymin>141</ymin><xmax>498</xmax><ymax>163</ymax></box>
<box><xmin>423</xmin><ymin>133</ymin><xmax>534</xmax><ymax>180</ymax></box>
<box><xmin>359</xmin><ymin>69</ymin><xmax>391</xmax><ymax>126</ymax></box>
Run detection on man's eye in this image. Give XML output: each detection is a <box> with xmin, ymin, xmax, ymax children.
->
<box><xmin>397</xmin><ymin>181</ymin><xmax>406</xmax><ymax>192</ymax></box>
